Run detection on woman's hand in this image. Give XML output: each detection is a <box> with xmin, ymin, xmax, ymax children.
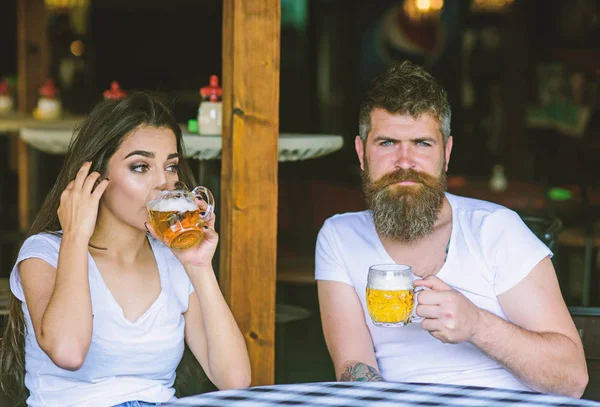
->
<box><xmin>146</xmin><ymin>197</ymin><xmax>219</xmax><ymax>268</ymax></box>
<box><xmin>58</xmin><ymin>161</ymin><xmax>110</xmax><ymax>241</ymax></box>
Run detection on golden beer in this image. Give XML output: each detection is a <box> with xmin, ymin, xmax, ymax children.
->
<box><xmin>366</xmin><ymin>288</ymin><xmax>414</xmax><ymax>325</ymax></box>
<box><xmin>146</xmin><ymin>182</ymin><xmax>215</xmax><ymax>251</ymax></box>
<box><xmin>148</xmin><ymin>208</ymin><xmax>203</xmax><ymax>250</ymax></box>
<box><xmin>366</xmin><ymin>264</ymin><xmax>415</xmax><ymax>327</ymax></box>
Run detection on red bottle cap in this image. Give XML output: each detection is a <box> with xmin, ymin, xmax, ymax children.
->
<box><xmin>200</xmin><ymin>75</ymin><xmax>222</xmax><ymax>102</ymax></box>
<box><xmin>103</xmin><ymin>81</ymin><xmax>127</xmax><ymax>100</ymax></box>
<box><xmin>39</xmin><ymin>79</ymin><xmax>58</xmax><ymax>99</ymax></box>
<box><xmin>0</xmin><ymin>79</ymin><xmax>9</xmax><ymax>95</ymax></box>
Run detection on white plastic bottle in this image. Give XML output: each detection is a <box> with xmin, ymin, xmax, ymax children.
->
<box><xmin>0</xmin><ymin>79</ymin><xmax>14</xmax><ymax>115</ymax></box>
<box><xmin>198</xmin><ymin>75</ymin><xmax>222</xmax><ymax>135</ymax></box>
<box><xmin>489</xmin><ymin>164</ymin><xmax>508</xmax><ymax>192</ymax></box>
<box><xmin>33</xmin><ymin>79</ymin><xmax>62</xmax><ymax>120</ymax></box>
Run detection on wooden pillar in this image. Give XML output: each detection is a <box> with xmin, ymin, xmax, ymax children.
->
<box><xmin>17</xmin><ymin>0</ymin><xmax>48</xmax><ymax>114</ymax></box>
<box><xmin>220</xmin><ymin>0</ymin><xmax>280</xmax><ymax>386</ymax></box>
<box><xmin>17</xmin><ymin>0</ymin><xmax>48</xmax><ymax>231</ymax></box>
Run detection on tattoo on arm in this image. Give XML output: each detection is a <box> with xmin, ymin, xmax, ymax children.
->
<box><xmin>339</xmin><ymin>362</ymin><xmax>384</xmax><ymax>382</ymax></box>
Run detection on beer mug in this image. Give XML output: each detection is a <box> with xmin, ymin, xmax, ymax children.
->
<box><xmin>366</xmin><ymin>264</ymin><xmax>421</xmax><ymax>327</ymax></box>
<box><xmin>146</xmin><ymin>181</ymin><xmax>215</xmax><ymax>251</ymax></box>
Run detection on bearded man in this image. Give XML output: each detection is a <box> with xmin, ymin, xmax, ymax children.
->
<box><xmin>315</xmin><ymin>61</ymin><xmax>588</xmax><ymax>397</ymax></box>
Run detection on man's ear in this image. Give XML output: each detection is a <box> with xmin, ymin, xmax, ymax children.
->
<box><xmin>356</xmin><ymin>136</ymin><xmax>366</xmax><ymax>171</ymax></box>
<box><xmin>444</xmin><ymin>136</ymin><xmax>453</xmax><ymax>172</ymax></box>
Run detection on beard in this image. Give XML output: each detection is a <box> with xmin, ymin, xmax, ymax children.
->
<box><xmin>362</xmin><ymin>163</ymin><xmax>447</xmax><ymax>243</ymax></box>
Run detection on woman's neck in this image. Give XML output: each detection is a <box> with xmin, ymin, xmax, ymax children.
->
<box><xmin>89</xmin><ymin>212</ymin><xmax>149</xmax><ymax>263</ymax></box>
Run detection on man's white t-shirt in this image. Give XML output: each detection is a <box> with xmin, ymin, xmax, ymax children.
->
<box><xmin>315</xmin><ymin>193</ymin><xmax>552</xmax><ymax>391</ymax></box>
<box><xmin>10</xmin><ymin>233</ymin><xmax>195</xmax><ymax>407</ymax></box>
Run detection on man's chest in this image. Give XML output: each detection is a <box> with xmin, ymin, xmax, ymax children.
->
<box><xmin>382</xmin><ymin>227</ymin><xmax>452</xmax><ymax>278</ymax></box>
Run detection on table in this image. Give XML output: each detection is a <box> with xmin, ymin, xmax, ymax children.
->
<box><xmin>0</xmin><ymin>112</ymin><xmax>84</xmax><ymax>133</ymax></box>
<box><xmin>162</xmin><ymin>381</ymin><xmax>600</xmax><ymax>407</ymax></box>
<box><xmin>446</xmin><ymin>177</ymin><xmax>548</xmax><ymax>212</ymax></box>
<box><xmin>0</xmin><ymin>115</ymin><xmax>87</xmax><ymax>231</ymax></box>
<box><xmin>446</xmin><ymin>176</ymin><xmax>600</xmax><ymax>214</ymax></box>
<box><xmin>19</xmin><ymin>125</ymin><xmax>344</xmax><ymax>162</ymax></box>
<box><xmin>14</xmin><ymin>122</ymin><xmax>343</xmax><ymax>230</ymax></box>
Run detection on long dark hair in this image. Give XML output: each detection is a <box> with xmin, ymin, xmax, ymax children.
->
<box><xmin>0</xmin><ymin>92</ymin><xmax>196</xmax><ymax>405</ymax></box>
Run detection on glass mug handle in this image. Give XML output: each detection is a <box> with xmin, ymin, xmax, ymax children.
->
<box><xmin>410</xmin><ymin>286</ymin><xmax>427</xmax><ymax>324</ymax></box>
<box><xmin>191</xmin><ymin>186</ymin><xmax>215</xmax><ymax>225</ymax></box>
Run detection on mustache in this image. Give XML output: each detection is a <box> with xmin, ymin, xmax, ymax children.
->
<box><xmin>366</xmin><ymin>168</ymin><xmax>442</xmax><ymax>192</ymax></box>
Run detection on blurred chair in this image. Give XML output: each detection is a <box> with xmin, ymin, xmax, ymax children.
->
<box><xmin>520</xmin><ymin>214</ymin><xmax>563</xmax><ymax>251</ymax></box>
<box><xmin>557</xmin><ymin>220</ymin><xmax>600</xmax><ymax>307</ymax></box>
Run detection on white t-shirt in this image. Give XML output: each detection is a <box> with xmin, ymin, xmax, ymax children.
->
<box><xmin>315</xmin><ymin>193</ymin><xmax>552</xmax><ymax>391</ymax></box>
<box><xmin>9</xmin><ymin>233</ymin><xmax>195</xmax><ymax>407</ymax></box>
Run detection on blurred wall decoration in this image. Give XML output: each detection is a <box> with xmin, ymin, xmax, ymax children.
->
<box><xmin>527</xmin><ymin>64</ymin><xmax>597</xmax><ymax>139</ymax></box>
<box><xmin>357</xmin><ymin>0</ymin><xmax>463</xmax><ymax>95</ymax></box>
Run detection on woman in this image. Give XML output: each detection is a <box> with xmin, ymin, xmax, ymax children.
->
<box><xmin>0</xmin><ymin>93</ymin><xmax>251</xmax><ymax>406</ymax></box>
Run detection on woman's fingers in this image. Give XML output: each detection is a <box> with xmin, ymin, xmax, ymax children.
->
<box><xmin>83</xmin><ymin>172</ymin><xmax>102</xmax><ymax>195</ymax></box>
<box><xmin>205</xmin><ymin>212</ymin><xmax>216</xmax><ymax>228</ymax></box>
<box><xmin>196</xmin><ymin>198</ymin><xmax>209</xmax><ymax>212</ymax></box>
<box><xmin>91</xmin><ymin>178</ymin><xmax>110</xmax><ymax>200</ymax></box>
<box><xmin>202</xmin><ymin>224</ymin><xmax>218</xmax><ymax>242</ymax></box>
<box><xmin>73</xmin><ymin>161</ymin><xmax>92</xmax><ymax>190</ymax></box>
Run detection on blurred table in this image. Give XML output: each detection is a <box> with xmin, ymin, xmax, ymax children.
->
<box><xmin>0</xmin><ymin>112</ymin><xmax>83</xmax><ymax>133</ymax></box>
<box><xmin>447</xmin><ymin>176</ymin><xmax>600</xmax><ymax>215</ymax></box>
<box><xmin>15</xmin><ymin>122</ymin><xmax>343</xmax><ymax>230</ymax></box>
<box><xmin>19</xmin><ymin>125</ymin><xmax>344</xmax><ymax>161</ymax></box>
<box><xmin>161</xmin><ymin>381</ymin><xmax>599</xmax><ymax>407</ymax></box>
<box><xmin>0</xmin><ymin>114</ymin><xmax>87</xmax><ymax>231</ymax></box>
<box><xmin>447</xmin><ymin>176</ymin><xmax>547</xmax><ymax>212</ymax></box>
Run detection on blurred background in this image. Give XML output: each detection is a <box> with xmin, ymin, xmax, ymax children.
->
<box><xmin>1</xmin><ymin>0</ymin><xmax>600</xmax><ymax>400</ymax></box>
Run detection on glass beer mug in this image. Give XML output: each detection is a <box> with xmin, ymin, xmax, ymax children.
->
<box><xmin>366</xmin><ymin>264</ymin><xmax>421</xmax><ymax>327</ymax></box>
<box><xmin>146</xmin><ymin>181</ymin><xmax>215</xmax><ymax>251</ymax></box>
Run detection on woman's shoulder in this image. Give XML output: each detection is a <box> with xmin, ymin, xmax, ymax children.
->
<box><xmin>20</xmin><ymin>231</ymin><xmax>63</xmax><ymax>254</ymax></box>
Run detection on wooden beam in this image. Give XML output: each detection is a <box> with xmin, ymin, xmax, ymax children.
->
<box><xmin>220</xmin><ymin>0</ymin><xmax>280</xmax><ymax>386</ymax></box>
<box><xmin>17</xmin><ymin>0</ymin><xmax>48</xmax><ymax>114</ymax></box>
<box><xmin>17</xmin><ymin>0</ymin><xmax>48</xmax><ymax>231</ymax></box>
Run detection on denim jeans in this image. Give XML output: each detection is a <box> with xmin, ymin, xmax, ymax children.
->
<box><xmin>112</xmin><ymin>402</ymin><xmax>157</xmax><ymax>407</ymax></box>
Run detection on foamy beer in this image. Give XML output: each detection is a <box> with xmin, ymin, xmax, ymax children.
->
<box><xmin>146</xmin><ymin>182</ymin><xmax>214</xmax><ymax>251</ymax></box>
<box><xmin>366</xmin><ymin>264</ymin><xmax>416</xmax><ymax>327</ymax></box>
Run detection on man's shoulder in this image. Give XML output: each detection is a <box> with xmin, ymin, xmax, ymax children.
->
<box><xmin>323</xmin><ymin>210</ymin><xmax>372</xmax><ymax>229</ymax></box>
<box><xmin>447</xmin><ymin>193</ymin><xmax>515</xmax><ymax>220</ymax></box>
<box><xmin>447</xmin><ymin>194</ymin><xmax>533</xmax><ymax>253</ymax></box>
<box><xmin>317</xmin><ymin>210</ymin><xmax>375</xmax><ymax>245</ymax></box>
<box><xmin>447</xmin><ymin>193</ymin><xmax>525</xmax><ymax>241</ymax></box>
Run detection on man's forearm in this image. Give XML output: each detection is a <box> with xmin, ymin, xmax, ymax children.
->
<box><xmin>471</xmin><ymin>310</ymin><xmax>587</xmax><ymax>397</ymax></box>
<box><xmin>339</xmin><ymin>360</ymin><xmax>384</xmax><ymax>382</ymax></box>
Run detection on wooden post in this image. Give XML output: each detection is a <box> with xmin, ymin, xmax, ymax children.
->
<box><xmin>220</xmin><ymin>0</ymin><xmax>280</xmax><ymax>386</ymax></box>
<box><xmin>17</xmin><ymin>0</ymin><xmax>48</xmax><ymax>231</ymax></box>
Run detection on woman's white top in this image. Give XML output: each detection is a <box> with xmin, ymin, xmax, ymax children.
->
<box><xmin>10</xmin><ymin>233</ymin><xmax>194</xmax><ymax>407</ymax></box>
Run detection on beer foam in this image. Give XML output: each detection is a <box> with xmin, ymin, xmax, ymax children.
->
<box><xmin>148</xmin><ymin>196</ymin><xmax>197</xmax><ymax>212</ymax></box>
<box><xmin>369</xmin><ymin>273</ymin><xmax>413</xmax><ymax>291</ymax></box>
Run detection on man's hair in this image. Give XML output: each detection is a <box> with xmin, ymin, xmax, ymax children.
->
<box><xmin>358</xmin><ymin>60</ymin><xmax>451</xmax><ymax>144</ymax></box>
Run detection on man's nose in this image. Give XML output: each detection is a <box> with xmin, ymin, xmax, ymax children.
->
<box><xmin>394</xmin><ymin>146</ymin><xmax>416</xmax><ymax>170</ymax></box>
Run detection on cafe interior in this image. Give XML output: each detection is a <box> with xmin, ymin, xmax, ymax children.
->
<box><xmin>0</xmin><ymin>0</ymin><xmax>599</xmax><ymax>403</ymax></box>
